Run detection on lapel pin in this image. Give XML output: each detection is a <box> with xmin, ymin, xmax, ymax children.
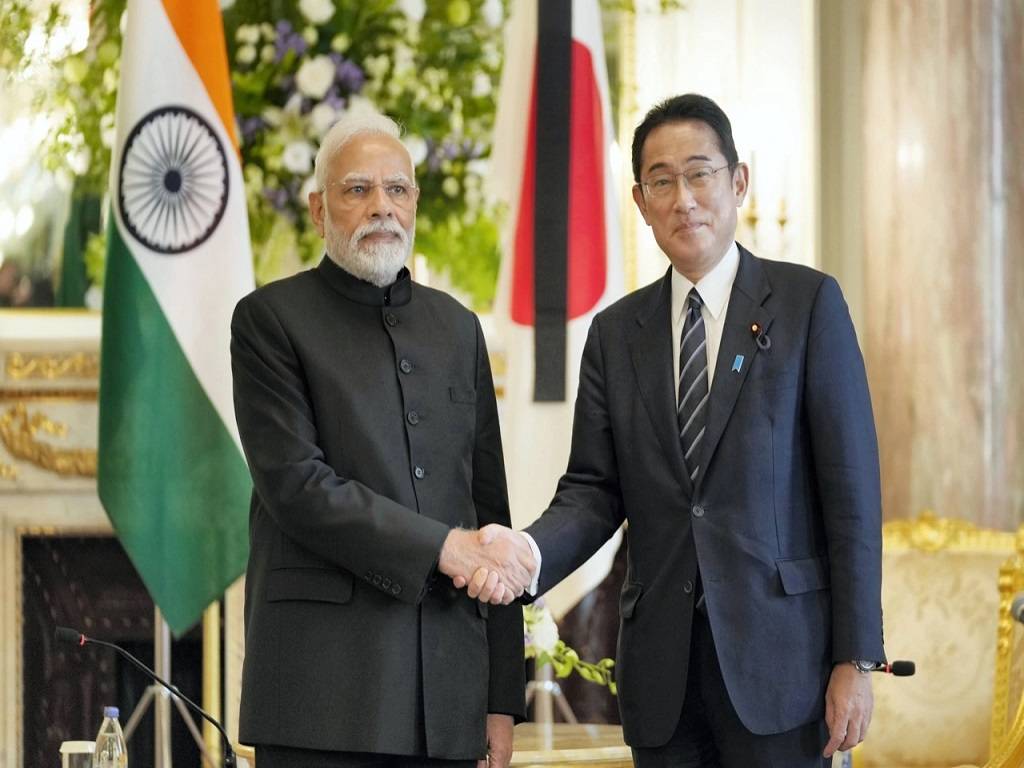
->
<box><xmin>732</xmin><ymin>355</ymin><xmax>744</xmax><ymax>373</ymax></box>
<box><xmin>751</xmin><ymin>322</ymin><xmax>771</xmax><ymax>351</ymax></box>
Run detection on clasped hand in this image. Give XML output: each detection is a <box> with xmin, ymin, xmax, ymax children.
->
<box><xmin>439</xmin><ymin>524</ymin><xmax>535</xmax><ymax>605</ymax></box>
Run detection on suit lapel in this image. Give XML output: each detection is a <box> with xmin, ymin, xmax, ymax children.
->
<box><xmin>694</xmin><ymin>247</ymin><xmax>773</xmax><ymax>485</ymax></box>
<box><xmin>627</xmin><ymin>269</ymin><xmax>691</xmax><ymax>493</ymax></box>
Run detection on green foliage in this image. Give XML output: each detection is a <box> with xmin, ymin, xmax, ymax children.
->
<box><xmin>523</xmin><ymin>603</ymin><xmax>616</xmax><ymax>695</ymax></box>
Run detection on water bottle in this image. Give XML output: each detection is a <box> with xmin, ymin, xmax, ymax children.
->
<box><xmin>92</xmin><ymin>706</ymin><xmax>127</xmax><ymax>768</ymax></box>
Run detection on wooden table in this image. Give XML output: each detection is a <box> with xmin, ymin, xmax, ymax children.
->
<box><xmin>235</xmin><ymin>723</ymin><xmax>632</xmax><ymax>767</ymax></box>
<box><xmin>511</xmin><ymin>722</ymin><xmax>632</xmax><ymax>767</ymax></box>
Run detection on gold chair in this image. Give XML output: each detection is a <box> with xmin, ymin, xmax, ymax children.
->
<box><xmin>966</xmin><ymin>527</ymin><xmax>1024</xmax><ymax>767</ymax></box>
<box><xmin>852</xmin><ymin>512</ymin><xmax>1016</xmax><ymax>768</ymax></box>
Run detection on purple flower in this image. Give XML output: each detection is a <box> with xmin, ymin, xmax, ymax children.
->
<box><xmin>335</xmin><ymin>59</ymin><xmax>365</xmax><ymax>94</ymax></box>
<box><xmin>240</xmin><ymin>116</ymin><xmax>266</xmax><ymax>141</ymax></box>
<box><xmin>263</xmin><ymin>187</ymin><xmax>291</xmax><ymax>212</ymax></box>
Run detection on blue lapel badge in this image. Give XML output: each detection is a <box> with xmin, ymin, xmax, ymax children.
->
<box><xmin>732</xmin><ymin>354</ymin><xmax>744</xmax><ymax>373</ymax></box>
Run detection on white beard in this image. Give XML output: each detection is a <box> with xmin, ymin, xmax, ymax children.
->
<box><xmin>325</xmin><ymin>216</ymin><xmax>415</xmax><ymax>287</ymax></box>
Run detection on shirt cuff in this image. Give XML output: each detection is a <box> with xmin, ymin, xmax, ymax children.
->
<box><xmin>519</xmin><ymin>531</ymin><xmax>542</xmax><ymax>596</ymax></box>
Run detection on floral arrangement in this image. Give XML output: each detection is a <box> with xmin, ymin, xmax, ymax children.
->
<box><xmin>524</xmin><ymin>602</ymin><xmax>616</xmax><ymax>693</ymax></box>
<box><xmin>34</xmin><ymin>0</ymin><xmax>508</xmax><ymax>307</ymax></box>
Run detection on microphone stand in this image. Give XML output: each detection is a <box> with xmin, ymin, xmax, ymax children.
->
<box><xmin>60</xmin><ymin>608</ymin><xmax>234</xmax><ymax>768</ymax></box>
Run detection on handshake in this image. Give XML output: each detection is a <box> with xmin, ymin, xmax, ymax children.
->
<box><xmin>439</xmin><ymin>524</ymin><xmax>537</xmax><ymax>605</ymax></box>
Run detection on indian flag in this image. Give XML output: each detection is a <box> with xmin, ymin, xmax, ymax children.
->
<box><xmin>98</xmin><ymin>0</ymin><xmax>254</xmax><ymax>635</ymax></box>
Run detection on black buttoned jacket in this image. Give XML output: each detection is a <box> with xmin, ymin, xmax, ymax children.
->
<box><xmin>231</xmin><ymin>258</ymin><xmax>525</xmax><ymax>758</ymax></box>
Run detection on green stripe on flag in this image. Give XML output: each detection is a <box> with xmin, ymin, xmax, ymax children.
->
<box><xmin>99</xmin><ymin>218</ymin><xmax>251</xmax><ymax>635</ymax></box>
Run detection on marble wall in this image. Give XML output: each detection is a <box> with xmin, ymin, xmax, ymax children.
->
<box><xmin>860</xmin><ymin>0</ymin><xmax>1024</xmax><ymax>528</ymax></box>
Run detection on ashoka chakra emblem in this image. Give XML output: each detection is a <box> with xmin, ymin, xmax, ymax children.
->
<box><xmin>118</xmin><ymin>105</ymin><xmax>229</xmax><ymax>254</ymax></box>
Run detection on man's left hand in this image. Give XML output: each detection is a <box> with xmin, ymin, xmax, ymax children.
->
<box><xmin>478</xmin><ymin>713</ymin><xmax>514</xmax><ymax>768</ymax></box>
<box><xmin>823</xmin><ymin>663</ymin><xmax>874</xmax><ymax>758</ymax></box>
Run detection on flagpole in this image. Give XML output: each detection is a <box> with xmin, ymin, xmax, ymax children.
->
<box><xmin>619</xmin><ymin>2</ymin><xmax>639</xmax><ymax>293</ymax></box>
<box><xmin>202</xmin><ymin>602</ymin><xmax>223</xmax><ymax>765</ymax></box>
<box><xmin>154</xmin><ymin>607</ymin><xmax>173</xmax><ymax>768</ymax></box>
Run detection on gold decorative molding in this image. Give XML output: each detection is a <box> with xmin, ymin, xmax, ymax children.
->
<box><xmin>883</xmin><ymin>510</ymin><xmax>1015</xmax><ymax>553</ymax></box>
<box><xmin>0</xmin><ymin>388</ymin><xmax>97</xmax><ymax>401</ymax></box>
<box><xmin>0</xmin><ymin>403</ymin><xmax>97</xmax><ymax>478</ymax></box>
<box><xmin>5</xmin><ymin>352</ymin><xmax>99</xmax><ymax>381</ymax></box>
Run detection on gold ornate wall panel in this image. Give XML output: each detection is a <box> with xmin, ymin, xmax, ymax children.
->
<box><xmin>861</xmin><ymin>0</ymin><xmax>1024</xmax><ymax>530</ymax></box>
<box><xmin>0</xmin><ymin>310</ymin><xmax>107</xmax><ymax>768</ymax></box>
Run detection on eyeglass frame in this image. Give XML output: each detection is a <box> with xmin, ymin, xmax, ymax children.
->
<box><xmin>321</xmin><ymin>178</ymin><xmax>421</xmax><ymax>209</ymax></box>
<box><xmin>637</xmin><ymin>163</ymin><xmax>735</xmax><ymax>201</ymax></box>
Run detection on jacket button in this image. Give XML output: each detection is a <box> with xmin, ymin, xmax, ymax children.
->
<box><xmin>399</xmin><ymin>359</ymin><xmax>413</xmax><ymax>374</ymax></box>
<box><xmin>692</xmin><ymin>505</ymin><xmax>705</xmax><ymax>518</ymax></box>
<box><xmin>391</xmin><ymin>584</ymin><xmax>402</xmax><ymax>596</ymax></box>
<box><xmin>382</xmin><ymin>577</ymin><xmax>392</xmax><ymax>589</ymax></box>
<box><xmin>407</xmin><ymin>411</ymin><xmax>420</xmax><ymax>426</ymax></box>
<box><xmin>413</xmin><ymin>466</ymin><xmax>425</xmax><ymax>479</ymax></box>
<box><xmin>683</xmin><ymin>580</ymin><xmax>694</xmax><ymax>594</ymax></box>
<box><xmin>385</xmin><ymin>312</ymin><xmax>398</xmax><ymax>327</ymax></box>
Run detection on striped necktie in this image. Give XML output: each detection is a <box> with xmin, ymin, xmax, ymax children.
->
<box><xmin>678</xmin><ymin>288</ymin><xmax>709</xmax><ymax>483</ymax></box>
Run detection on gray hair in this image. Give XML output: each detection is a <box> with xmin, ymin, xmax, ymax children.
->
<box><xmin>313</xmin><ymin>110</ymin><xmax>412</xmax><ymax>190</ymax></box>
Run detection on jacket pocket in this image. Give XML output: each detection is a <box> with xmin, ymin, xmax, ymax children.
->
<box><xmin>776</xmin><ymin>555</ymin><xmax>830</xmax><ymax>595</ymax></box>
<box><xmin>620</xmin><ymin>581</ymin><xmax>644</xmax><ymax>619</ymax></box>
<box><xmin>266</xmin><ymin>567</ymin><xmax>354</xmax><ymax>604</ymax></box>
<box><xmin>449</xmin><ymin>387</ymin><xmax>477</xmax><ymax>404</ymax></box>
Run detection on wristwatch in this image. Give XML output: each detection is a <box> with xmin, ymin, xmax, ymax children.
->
<box><xmin>850</xmin><ymin>660</ymin><xmax>876</xmax><ymax>674</ymax></box>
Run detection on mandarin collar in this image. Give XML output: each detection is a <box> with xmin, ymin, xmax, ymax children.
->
<box><xmin>316</xmin><ymin>256</ymin><xmax>412</xmax><ymax>307</ymax></box>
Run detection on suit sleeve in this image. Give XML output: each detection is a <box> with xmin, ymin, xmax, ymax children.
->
<box><xmin>230</xmin><ymin>292</ymin><xmax>449</xmax><ymax>605</ymax></box>
<box><xmin>804</xmin><ymin>276</ymin><xmax>886</xmax><ymax>663</ymax></box>
<box><xmin>470</xmin><ymin>317</ymin><xmax>527</xmax><ymax>720</ymax></box>
<box><xmin>525</xmin><ymin>316</ymin><xmax>626</xmax><ymax>595</ymax></box>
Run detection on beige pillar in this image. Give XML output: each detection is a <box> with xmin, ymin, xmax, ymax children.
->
<box><xmin>858</xmin><ymin>0</ymin><xmax>1024</xmax><ymax>528</ymax></box>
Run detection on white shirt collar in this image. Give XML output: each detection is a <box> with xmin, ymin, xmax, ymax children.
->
<box><xmin>671</xmin><ymin>242</ymin><xmax>740</xmax><ymax>325</ymax></box>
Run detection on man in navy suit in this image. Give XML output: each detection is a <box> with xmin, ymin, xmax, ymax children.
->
<box><xmin>460</xmin><ymin>94</ymin><xmax>885</xmax><ymax>767</ymax></box>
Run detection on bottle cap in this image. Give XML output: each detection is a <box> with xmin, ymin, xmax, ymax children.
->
<box><xmin>103</xmin><ymin>706</ymin><xmax>119</xmax><ymax>719</ymax></box>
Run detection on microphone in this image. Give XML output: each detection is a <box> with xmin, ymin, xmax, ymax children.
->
<box><xmin>55</xmin><ymin>626</ymin><xmax>236</xmax><ymax>767</ymax></box>
<box><xmin>1011</xmin><ymin>594</ymin><xmax>1024</xmax><ymax>624</ymax></box>
<box><xmin>874</xmin><ymin>660</ymin><xmax>915</xmax><ymax>676</ymax></box>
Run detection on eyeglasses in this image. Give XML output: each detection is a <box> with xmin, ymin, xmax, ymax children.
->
<box><xmin>640</xmin><ymin>165</ymin><xmax>731</xmax><ymax>200</ymax></box>
<box><xmin>325</xmin><ymin>180</ymin><xmax>420</xmax><ymax>209</ymax></box>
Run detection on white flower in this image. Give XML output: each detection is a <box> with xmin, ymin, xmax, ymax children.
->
<box><xmin>299</xmin><ymin>0</ymin><xmax>335</xmax><ymax>25</ymax></box>
<box><xmin>403</xmin><ymin>135</ymin><xmax>428</xmax><ymax>166</ymax></box>
<box><xmin>442</xmin><ymin>176</ymin><xmax>460</xmax><ymax>197</ymax></box>
<box><xmin>260</xmin><ymin>44</ymin><xmax>275</xmax><ymax>63</ymax></box>
<box><xmin>363</xmin><ymin>55</ymin><xmax>390</xmax><ymax>81</ymax></box>
<box><xmin>529</xmin><ymin>608</ymin><xmax>559</xmax><ymax>654</ymax></box>
<box><xmin>219</xmin><ymin>0</ymin><xmax>235</xmax><ymax>9</ymax></box>
<box><xmin>344</xmin><ymin>95</ymin><xmax>377</xmax><ymax>119</ymax></box>
<box><xmin>100</xmin><ymin>112</ymin><xmax>116</xmax><ymax>149</ymax></box>
<box><xmin>295</xmin><ymin>55</ymin><xmax>335</xmax><ymax>99</ymax></box>
<box><xmin>235</xmin><ymin>24</ymin><xmax>260</xmax><ymax>45</ymax></box>
<box><xmin>393</xmin><ymin>43</ymin><xmax>415</xmax><ymax>75</ymax></box>
<box><xmin>259</xmin><ymin>23</ymin><xmax>275</xmax><ymax>41</ymax></box>
<box><xmin>300</xmin><ymin>175</ymin><xmax>319</xmax><ymax>200</ymax></box>
<box><xmin>398</xmin><ymin>0</ymin><xmax>426</xmax><ymax>22</ymax></box>
<box><xmin>310</xmin><ymin>102</ymin><xmax>339</xmax><ymax>137</ymax></box>
<box><xmin>261</xmin><ymin>106</ymin><xmax>283</xmax><ymax>127</ymax></box>
<box><xmin>330</xmin><ymin>33</ymin><xmax>350</xmax><ymax>53</ymax></box>
<box><xmin>472</xmin><ymin>72</ymin><xmax>491</xmax><ymax>98</ymax></box>
<box><xmin>482</xmin><ymin>0</ymin><xmax>503</xmax><ymax>27</ymax></box>
<box><xmin>302</xmin><ymin>26</ymin><xmax>318</xmax><ymax>46</ymax></box>
<box><xmin>236</xmin><ymin>44</ymin><xmax>256</xmax><ymax>65</ymax></box>
<box><xmin>466</xmin><ymin>159</ymin><xmax>488</xmax><ymax>177</ymax></box>
<box><xmin>282</xmin><ymin>141</ymin><xmax>315</xmax><ymax>174</ymax></box>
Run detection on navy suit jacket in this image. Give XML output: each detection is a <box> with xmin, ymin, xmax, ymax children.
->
<box><xmin>525</xmin><ymin>245</ymin><xmax>884</xmax><ymax>746</ymax></box>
